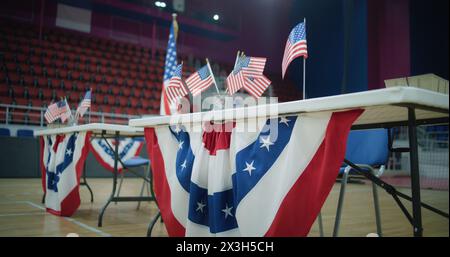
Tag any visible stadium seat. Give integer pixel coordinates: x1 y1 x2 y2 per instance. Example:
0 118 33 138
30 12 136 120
0 128 11 137
17 129 34 138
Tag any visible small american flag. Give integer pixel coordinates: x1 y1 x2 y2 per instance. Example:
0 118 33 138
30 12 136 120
282 21 308 79
185 65 213 96
44 102 61 124
76 90 91 119
59 99 72 123
226 69 245 95
166 64 188 105
238 56 267 79
244 75 271 98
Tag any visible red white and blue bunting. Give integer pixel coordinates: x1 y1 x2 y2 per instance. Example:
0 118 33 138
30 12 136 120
90 138 144 173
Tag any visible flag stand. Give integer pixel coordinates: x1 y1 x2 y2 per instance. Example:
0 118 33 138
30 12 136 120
303 18 306 100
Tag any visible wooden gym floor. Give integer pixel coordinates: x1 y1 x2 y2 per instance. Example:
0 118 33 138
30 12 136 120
0 178 448 237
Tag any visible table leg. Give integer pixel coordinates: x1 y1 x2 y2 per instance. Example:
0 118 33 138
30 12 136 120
81 163 94 203
147 211 161 237
98 131 120 227
408 107 423 237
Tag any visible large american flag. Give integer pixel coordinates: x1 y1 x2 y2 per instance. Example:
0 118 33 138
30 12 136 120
75 90 91 119
166 64 189 105
282 21 308 79
185 65 213 96
160 18 179 115
44 102 61 124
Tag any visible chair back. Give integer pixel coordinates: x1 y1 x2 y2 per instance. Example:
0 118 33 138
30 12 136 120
17 129 34 138
0 128 10 137
345 129 389 166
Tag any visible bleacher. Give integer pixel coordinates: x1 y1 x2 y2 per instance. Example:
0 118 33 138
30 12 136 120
0 19 199 125
0 19 300 126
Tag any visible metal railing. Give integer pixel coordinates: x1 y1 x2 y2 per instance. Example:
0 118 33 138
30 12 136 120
0 104 140 127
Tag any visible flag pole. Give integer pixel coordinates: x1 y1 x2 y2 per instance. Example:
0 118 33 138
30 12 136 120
233 50 240 69
206 58 221 95
303 17 306 100
88 87 92 123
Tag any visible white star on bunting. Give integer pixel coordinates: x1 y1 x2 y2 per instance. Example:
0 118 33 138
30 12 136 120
260 136 274 151
279 116 291 126
221 204 233 219
243 161 256 176
181 160 187 170
196 201 206 213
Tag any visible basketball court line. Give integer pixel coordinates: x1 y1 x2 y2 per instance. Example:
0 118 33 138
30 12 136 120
0 201 112 237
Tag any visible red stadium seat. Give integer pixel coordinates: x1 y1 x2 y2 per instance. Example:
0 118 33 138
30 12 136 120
23 75 34 86
15 98 29 107
105 75 114 84
102 105 112 114
47 68 56 78
13 86 25 98
133 88 142 97
0 85 8 97
0 96 13 105
31 99 44 108
118 96 128 107
41 88 52 100
28 87 39 99
111 86 120 96
143 89 152 99
130 97 139 108
122 88 131 97
99 84 109 94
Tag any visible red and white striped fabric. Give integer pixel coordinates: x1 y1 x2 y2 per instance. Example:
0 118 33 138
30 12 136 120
44 102 60 123
243 75 272 98
59 99 72 123
144 109 363 236
185 65 213 96
40 132 91 216
166 64 188 105
226 71 245 96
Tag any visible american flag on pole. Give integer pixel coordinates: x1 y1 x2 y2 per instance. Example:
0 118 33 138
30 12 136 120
166 64 189 105
75 90 91 119
282 21 308 79
238 56 267 79
160 15 179 115
226 55 271 97
44 102 61 124
59 99 72 123
226 69 245 96
243 75 272 98
185 65 213 96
